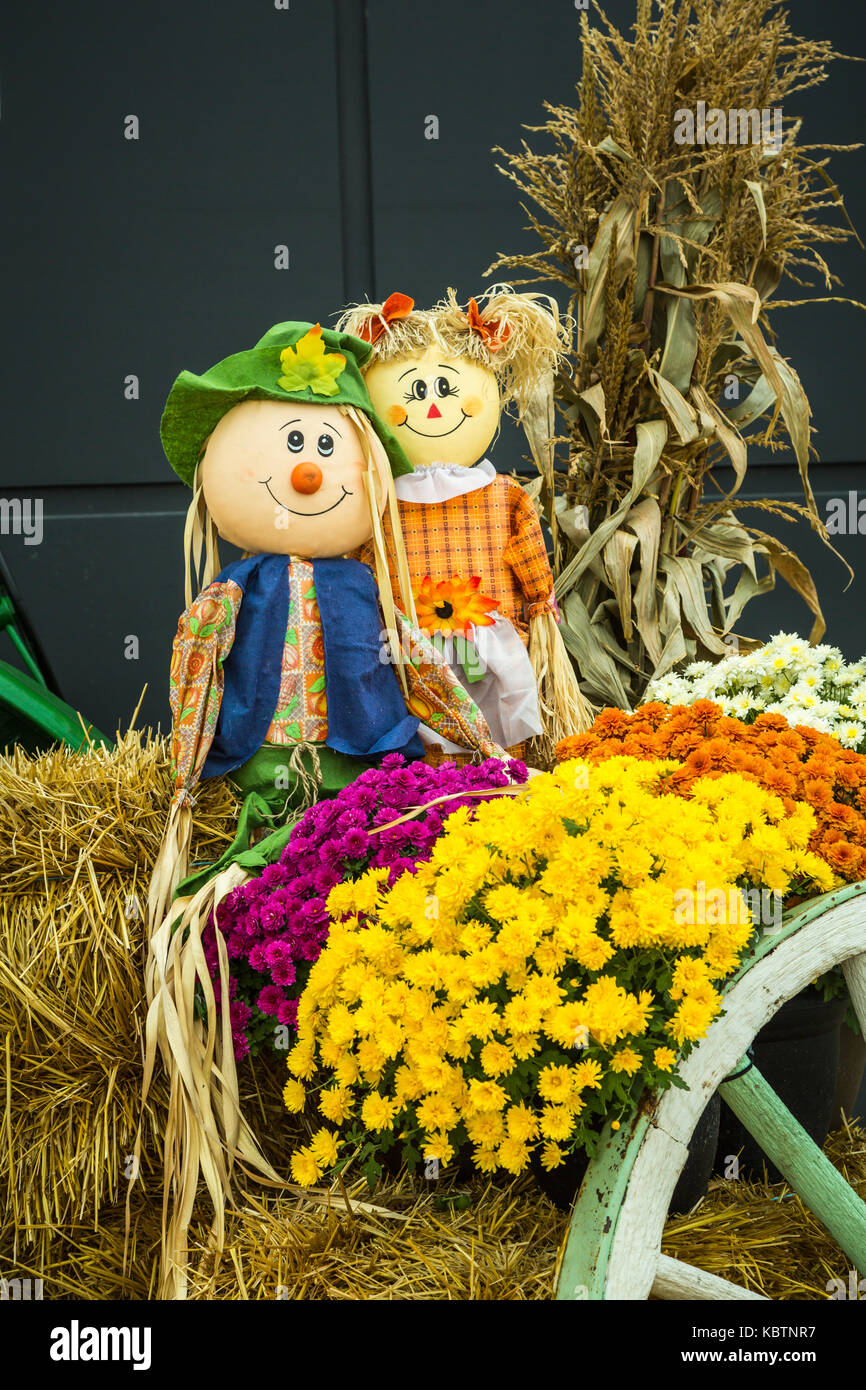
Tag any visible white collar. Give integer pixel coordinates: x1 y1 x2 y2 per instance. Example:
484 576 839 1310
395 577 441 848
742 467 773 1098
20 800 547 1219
394 457 497 505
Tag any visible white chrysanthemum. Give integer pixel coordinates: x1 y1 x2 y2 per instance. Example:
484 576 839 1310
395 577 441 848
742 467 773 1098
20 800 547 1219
766 652 790 674
779 692 834 717
836 722 866 750
788 678 827 704
729 693 756 716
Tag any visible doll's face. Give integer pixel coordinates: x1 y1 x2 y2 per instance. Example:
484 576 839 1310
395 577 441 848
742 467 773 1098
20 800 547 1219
364 345 500 467
200 399 388 558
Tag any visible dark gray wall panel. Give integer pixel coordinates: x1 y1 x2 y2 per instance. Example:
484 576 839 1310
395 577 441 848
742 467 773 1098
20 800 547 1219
1 0 343 489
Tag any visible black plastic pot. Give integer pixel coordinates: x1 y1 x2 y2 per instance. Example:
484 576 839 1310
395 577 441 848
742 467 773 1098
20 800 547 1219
715 984 847 1184
531 1092 721 1214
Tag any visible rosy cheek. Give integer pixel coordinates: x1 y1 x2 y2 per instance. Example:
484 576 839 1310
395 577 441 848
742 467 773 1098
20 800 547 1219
386 404 408 426
462 396 483 418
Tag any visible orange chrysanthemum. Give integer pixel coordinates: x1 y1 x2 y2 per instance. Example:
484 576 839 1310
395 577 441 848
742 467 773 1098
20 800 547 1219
556 700 866 883
414 574 498 637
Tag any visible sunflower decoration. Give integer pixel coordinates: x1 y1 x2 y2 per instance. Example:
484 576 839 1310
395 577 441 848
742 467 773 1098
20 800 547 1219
414 574 498 638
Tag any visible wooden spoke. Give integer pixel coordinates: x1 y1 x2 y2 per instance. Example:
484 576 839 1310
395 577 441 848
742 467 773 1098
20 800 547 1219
652 1254 768 1301
719 1059 866 1277
842 950 866 1039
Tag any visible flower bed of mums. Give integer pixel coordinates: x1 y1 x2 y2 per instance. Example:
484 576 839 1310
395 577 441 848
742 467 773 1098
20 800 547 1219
282 756 833 1187
556 701 866 883
644 633 866 752
204 754 528 1058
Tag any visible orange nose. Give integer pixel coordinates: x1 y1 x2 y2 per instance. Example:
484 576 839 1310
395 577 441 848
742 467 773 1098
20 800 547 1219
291 462 323 495
427 403 442 419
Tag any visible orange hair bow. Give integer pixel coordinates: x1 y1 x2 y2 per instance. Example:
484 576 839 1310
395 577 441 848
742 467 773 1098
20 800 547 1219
357 291 415 344
464 297 511 352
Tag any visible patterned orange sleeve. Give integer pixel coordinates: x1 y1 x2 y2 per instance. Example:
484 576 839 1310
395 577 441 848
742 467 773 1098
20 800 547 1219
169 580 242 808
503 483 557 620
395 612 505 761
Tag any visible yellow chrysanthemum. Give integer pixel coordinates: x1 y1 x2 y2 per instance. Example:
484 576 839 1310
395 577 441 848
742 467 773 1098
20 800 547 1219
282 1078 306 1113
610 1046 642 1076
539 1141 567 1171
540 1105 574 1141
416 1093 458 1131
654 1047 677 1071
290 1147 321 1186
497 1135 531 1174
473 1144 500 1174
467 1078 508 1113
309 1128 339 1168
479 1040 515 1077
318 1085 355 1124
573 1058 603 1091
465 1111 505 1146
361 1092 398 1131
505 1103 539 1142
537 1064 575 1104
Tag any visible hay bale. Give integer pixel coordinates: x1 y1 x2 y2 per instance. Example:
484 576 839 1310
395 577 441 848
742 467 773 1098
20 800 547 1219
662 1121 866 1300
187 1174 565 1300
0 731 239 1266
185 1123 866 1300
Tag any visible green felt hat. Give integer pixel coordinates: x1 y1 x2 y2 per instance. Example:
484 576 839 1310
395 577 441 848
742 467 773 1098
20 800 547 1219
161 321 413 486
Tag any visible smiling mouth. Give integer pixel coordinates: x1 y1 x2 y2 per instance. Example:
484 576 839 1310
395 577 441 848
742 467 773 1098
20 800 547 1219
400 412 469 439
261 480 353 516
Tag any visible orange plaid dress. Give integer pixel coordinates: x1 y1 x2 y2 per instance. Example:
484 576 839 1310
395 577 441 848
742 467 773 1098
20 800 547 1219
363 472 555 643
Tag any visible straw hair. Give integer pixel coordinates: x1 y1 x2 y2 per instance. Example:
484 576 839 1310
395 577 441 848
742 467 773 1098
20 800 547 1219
337 284 571 421
183 457 222 609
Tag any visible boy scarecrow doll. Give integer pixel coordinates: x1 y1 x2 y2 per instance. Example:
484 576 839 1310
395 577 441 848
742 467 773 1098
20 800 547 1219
143 321 503 1297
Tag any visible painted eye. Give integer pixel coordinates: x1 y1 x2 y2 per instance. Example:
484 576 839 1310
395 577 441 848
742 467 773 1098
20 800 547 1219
410 379 428 401
317 433 335 457
286 429 304 453
433 376 454 398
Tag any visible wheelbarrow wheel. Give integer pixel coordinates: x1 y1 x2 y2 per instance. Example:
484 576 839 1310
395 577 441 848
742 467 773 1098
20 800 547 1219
555 881 866 1300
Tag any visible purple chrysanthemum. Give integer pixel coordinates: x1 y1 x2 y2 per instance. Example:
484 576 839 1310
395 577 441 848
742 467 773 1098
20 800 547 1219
203 754 528 1058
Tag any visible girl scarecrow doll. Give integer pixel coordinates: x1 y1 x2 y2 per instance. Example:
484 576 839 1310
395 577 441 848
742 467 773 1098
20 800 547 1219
337 286 593 764
142 320 503 1297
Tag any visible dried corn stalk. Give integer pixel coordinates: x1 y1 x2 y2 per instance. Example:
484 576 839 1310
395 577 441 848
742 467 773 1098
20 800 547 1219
489 0 864 707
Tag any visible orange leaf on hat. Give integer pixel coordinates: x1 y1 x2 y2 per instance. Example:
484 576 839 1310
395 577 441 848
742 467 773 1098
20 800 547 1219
464 297 511 352
357 291 415 344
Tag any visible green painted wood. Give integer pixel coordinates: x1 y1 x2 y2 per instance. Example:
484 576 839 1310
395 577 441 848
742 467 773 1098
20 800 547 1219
0 660 112 753
720 1057 866 1276
554 1111 651 1300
